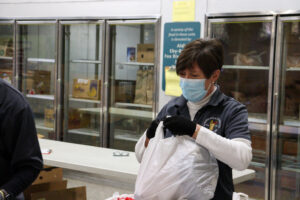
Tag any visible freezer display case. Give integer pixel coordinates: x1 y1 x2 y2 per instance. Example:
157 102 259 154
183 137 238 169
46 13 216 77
60 21 105 147
0 21 14 85
16 21 57 140
207 15 276 199
272 16 300 200
106 20 159 151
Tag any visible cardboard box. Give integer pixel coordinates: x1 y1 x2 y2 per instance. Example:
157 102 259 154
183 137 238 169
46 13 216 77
0 45 7 56
24 70 35 94
43 108 91 130
0 69 13 84
137 44 154 63
68 109 91 130
72 79 101 100
251 135 266 151
31 186 86 200
0 39 13 57
280 171 296 190
115 80 136 103
283 140 298 156
33 167 63 185
24 70 50 95
44 108 55 128
24 180 67 200
34 70 51 94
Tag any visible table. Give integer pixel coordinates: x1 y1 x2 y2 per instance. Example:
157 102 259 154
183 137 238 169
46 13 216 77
39 139 255 184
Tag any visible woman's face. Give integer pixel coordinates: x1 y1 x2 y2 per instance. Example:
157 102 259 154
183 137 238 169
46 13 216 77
178 62 220 91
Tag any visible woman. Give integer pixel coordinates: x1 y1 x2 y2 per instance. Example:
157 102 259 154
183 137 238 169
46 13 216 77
135 38 252 200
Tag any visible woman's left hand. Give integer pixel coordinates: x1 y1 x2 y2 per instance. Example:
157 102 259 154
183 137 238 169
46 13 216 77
163 116 198 137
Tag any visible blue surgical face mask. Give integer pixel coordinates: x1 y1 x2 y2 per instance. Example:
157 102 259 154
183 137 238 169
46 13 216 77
180 78 208 102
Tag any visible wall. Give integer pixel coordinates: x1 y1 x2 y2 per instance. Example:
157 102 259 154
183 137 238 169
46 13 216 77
158 0 207 110
0 0 161 18
207 0 300 13
1 0 300 111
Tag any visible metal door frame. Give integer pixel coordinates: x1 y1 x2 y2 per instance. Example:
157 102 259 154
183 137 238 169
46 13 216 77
58 20 105 146
271 14 300 200
0 20 15 87
15 20 58 138
104 18 161 148
205 14 277 200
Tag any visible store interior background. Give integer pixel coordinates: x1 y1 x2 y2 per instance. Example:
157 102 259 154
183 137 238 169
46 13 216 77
1 0 300 200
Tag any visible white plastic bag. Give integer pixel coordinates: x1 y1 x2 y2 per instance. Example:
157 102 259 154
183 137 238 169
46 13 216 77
134 122 219 200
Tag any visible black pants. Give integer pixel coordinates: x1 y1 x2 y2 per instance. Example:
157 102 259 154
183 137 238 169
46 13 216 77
15 193 24 200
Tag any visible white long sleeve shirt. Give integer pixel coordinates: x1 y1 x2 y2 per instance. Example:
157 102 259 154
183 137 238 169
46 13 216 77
136 86 252 171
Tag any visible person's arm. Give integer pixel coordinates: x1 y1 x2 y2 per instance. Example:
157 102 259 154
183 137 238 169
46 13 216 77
193 104 252 170
1 105 43 197
164 104 252 171
193 126 252 170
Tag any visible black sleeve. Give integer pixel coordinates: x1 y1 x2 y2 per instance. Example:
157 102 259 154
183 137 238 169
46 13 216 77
2 105 43 196
224 104 251 141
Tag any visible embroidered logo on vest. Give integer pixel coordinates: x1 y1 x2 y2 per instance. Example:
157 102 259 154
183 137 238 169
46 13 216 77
203 117 221 132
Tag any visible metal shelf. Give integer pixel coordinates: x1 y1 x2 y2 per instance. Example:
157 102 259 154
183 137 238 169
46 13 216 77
282 166 300 173
35 118 54 132
249 122 267 132
68 128 99 137
27 58 55 63
26 94 101 104
279 125 300 135
286 67 300 71
69 97 101 104
114 129 140 142
0 56 13 60
115 102 152 109
283 119 300 127
250 161 266 168
117 61 154 66
110 107 153 119
223 65 269 70
248 115 267 124
78 107 102 114
26 94 54 100
71 59 102 64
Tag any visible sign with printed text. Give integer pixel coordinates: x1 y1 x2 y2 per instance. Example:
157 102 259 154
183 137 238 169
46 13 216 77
162 22 201 91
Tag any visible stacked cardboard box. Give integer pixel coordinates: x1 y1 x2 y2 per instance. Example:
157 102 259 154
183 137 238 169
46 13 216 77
137 44 154 63
25 166 86 200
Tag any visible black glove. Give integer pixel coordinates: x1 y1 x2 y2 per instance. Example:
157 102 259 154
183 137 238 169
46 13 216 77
163 116 196 137
146 119 160 139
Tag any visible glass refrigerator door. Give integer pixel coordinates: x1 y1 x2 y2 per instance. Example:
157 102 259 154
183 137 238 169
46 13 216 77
0 22 14 85
208 17 275 199
273 18 300 200
107 21 158 151
17 22 57 140
61 21 104 147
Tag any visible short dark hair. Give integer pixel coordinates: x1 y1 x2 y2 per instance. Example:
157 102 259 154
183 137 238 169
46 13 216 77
176 38 224 78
